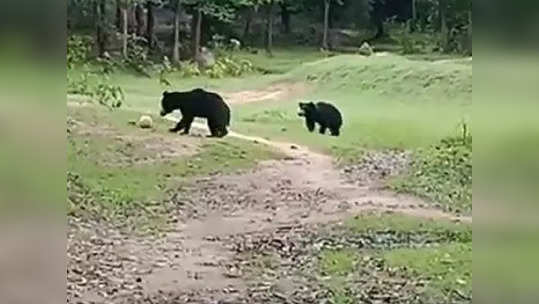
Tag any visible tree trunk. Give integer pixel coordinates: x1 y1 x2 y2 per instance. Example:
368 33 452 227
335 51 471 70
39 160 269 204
280 3 291 34
409 0 417 32
467 9 472 54
243 7 253 41
173 0 182 64
192 9 202 59
265 1 274 56
116 0 122 31
439 0 448 51
146 1 155 49
135 3 145 36
122 4 128 58
95 0 107 57
322 0 330 50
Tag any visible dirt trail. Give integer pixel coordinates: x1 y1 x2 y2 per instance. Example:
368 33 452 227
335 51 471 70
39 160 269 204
221 82 309 105
120 115 470 302
68 94 471 303
168 116 470 224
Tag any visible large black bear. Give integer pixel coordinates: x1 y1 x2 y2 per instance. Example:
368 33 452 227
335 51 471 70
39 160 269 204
298 101 343 136
160 88 230 137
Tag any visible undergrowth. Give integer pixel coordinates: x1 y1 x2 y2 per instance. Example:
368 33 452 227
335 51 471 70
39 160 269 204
391 131 472 214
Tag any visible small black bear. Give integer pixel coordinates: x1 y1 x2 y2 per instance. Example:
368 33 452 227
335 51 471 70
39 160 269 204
298 101 343 136
160 88 231 137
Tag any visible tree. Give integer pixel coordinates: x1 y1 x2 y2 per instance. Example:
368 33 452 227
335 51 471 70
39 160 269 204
265 0 275 55
134 3 145 36
243 6 255 41
118 0 129 58
184 0 238 58
279 2 290 34
146 0 156 49
94 0 108 57
439 0 448 51
409 0 417 32
322 0 330 49
193 6 202 58
322 0 343 50
173 0 182 64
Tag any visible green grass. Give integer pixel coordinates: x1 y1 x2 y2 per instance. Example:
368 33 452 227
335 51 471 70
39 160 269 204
227 47 327 74
234 53 471 158
345 213 472 236
385 243 472 297
318 213 471 303
68 47 324 112
69 52 471 159
68 105 282 216
320 249 358 276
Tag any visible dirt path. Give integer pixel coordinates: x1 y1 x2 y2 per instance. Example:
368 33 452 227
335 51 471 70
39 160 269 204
221 82 309 105
68 95 471 304
112 116 468 301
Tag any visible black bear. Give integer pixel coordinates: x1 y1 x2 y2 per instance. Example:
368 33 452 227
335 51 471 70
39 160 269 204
298 101 343 136
160 88 230 137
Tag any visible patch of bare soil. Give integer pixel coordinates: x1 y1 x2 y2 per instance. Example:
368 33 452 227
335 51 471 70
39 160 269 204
341 149 412 188
223 82 309 105
68 110 471 303
68 115 199 167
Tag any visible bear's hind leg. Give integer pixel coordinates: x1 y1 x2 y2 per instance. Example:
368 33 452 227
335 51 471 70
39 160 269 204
180 116 194 135
330 127 340 136
213 126 228 138
206 120 219 137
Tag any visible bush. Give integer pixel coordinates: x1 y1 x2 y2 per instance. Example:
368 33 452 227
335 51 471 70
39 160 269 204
205 56 254 79
125 35 152 76
67 70 124 109
68 73 93 96
392 128 472 214
67 35 93 69
94 82 124 109
178 61 201 78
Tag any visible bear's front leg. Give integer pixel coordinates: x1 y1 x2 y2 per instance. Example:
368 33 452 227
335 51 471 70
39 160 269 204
319 124 327 135
169 119 186 133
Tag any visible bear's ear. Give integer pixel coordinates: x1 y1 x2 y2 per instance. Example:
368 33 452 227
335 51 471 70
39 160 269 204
163 91 169 97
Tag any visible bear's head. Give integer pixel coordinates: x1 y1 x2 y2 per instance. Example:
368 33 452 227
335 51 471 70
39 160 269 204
298 102 317 132
298 102 316 117
160 91 174 116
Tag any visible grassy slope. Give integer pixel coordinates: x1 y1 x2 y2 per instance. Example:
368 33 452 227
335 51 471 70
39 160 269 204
69 50 471 156
234 54 472 156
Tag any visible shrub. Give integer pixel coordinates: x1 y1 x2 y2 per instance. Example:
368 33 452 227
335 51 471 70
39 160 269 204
392 128 472 214
178 61 201 78
68 73 93 96
67 35 93 69
205 56 254 79
68 70 124 109
94 82 124 109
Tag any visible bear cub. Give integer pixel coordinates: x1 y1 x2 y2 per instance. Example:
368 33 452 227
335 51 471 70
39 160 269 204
298 101 343 136
160 88 231 138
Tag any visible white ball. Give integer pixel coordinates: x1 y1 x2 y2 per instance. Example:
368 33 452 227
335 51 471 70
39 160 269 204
137 115 153 129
